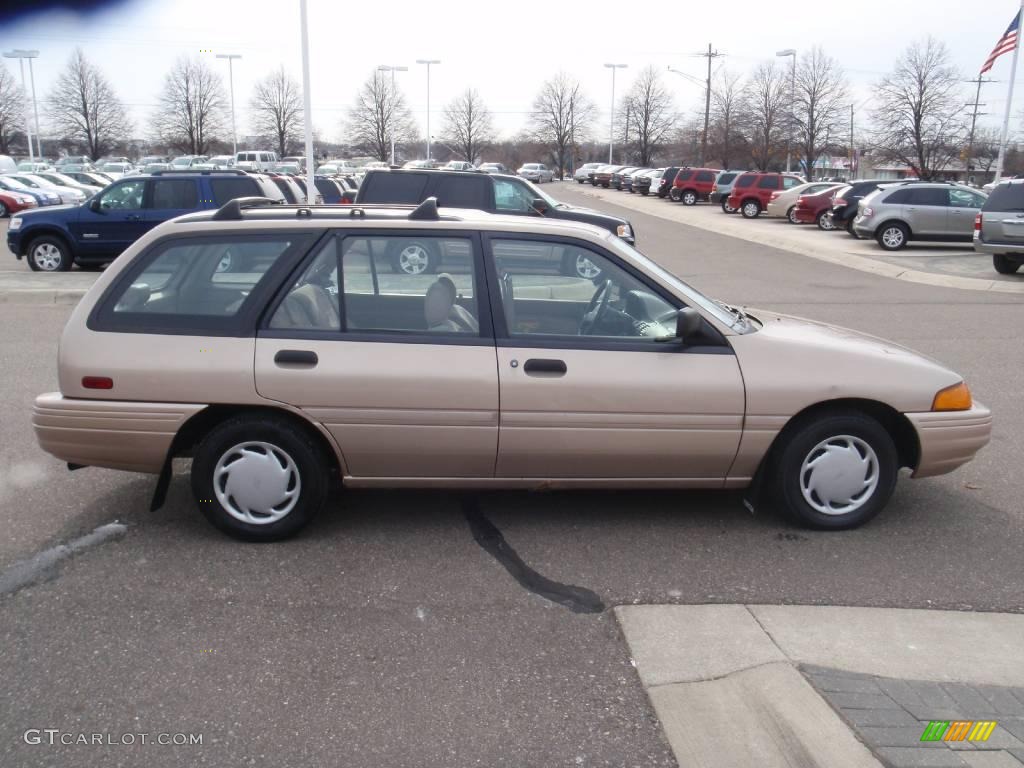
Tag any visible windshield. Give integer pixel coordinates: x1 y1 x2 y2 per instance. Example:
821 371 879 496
605 235 748 331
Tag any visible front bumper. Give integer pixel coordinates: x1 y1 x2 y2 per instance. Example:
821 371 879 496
33 393 206 474
7 231 24 257
905 402 992 479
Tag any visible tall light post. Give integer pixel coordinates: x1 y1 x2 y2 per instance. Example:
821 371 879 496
3 49 39 163
776 49 797 173
668 66 712 164
297 1 314 203
377 65 408 165
216 53 242 156
415 59 440 162
604 63 627 164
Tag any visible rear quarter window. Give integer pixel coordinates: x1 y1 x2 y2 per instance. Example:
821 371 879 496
696 171 715 182
359 172 430 204
433 176 489 208
735 174 756 188
210 177 261 205
676 170 694 182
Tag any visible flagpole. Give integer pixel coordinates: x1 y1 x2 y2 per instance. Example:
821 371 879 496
994 0 1024 183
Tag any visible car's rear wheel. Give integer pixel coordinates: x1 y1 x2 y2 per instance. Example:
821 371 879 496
877 222 909 251
681 190 698 206
775 410 898 530
993 253 1021 274
741 200 761 218
577 179 585 184
0 201 8 217
845 217 858 237
191 414 330 542
721 199 737 214
669 188 681 202
27 236 72 272
390 240 439 275
816 210 836 231
787 206 799 224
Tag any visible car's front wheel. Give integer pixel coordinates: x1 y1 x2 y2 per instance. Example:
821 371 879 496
877 222 909 251
993 253 1021 274
681 190 698 206
775 410 898 530
27 236 73 272
741 200 761 218
191 414 330 542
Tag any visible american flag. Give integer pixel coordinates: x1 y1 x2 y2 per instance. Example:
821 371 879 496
982 10 1021 74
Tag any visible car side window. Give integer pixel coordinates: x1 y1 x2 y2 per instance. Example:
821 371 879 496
210 177 261 205
948 189 984 209
757 176 779 189
493 178 536 212
696 171 715 182
907 188 948 207
151 179 199 209
269 238 340 331
434 176 489 208
782 177 801 189
884 188 913 204
99 180 146 210
489 239 678 341
339 236 479 335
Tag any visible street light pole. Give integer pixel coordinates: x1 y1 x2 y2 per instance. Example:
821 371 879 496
378 65 408 165
3 50 37 163
216 54 242 156
604 63 627 164
776 49 796 174
416 59 440 162
297 1 314 203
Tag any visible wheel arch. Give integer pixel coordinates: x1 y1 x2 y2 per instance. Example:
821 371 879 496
754 397 921 481
23 226 74 257
875 218 913 238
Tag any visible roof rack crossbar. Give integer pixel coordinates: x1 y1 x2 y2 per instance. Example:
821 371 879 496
211 196 278 221
151 169 248 176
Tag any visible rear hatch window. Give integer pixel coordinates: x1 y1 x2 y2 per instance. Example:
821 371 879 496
983 183 1024 211
717 173 737 184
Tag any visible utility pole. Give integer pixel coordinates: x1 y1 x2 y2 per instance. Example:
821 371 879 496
849 104 854 181
216 54 242 156
697 44 723 167
604 63 627 164
964 75 993 183
624 104 631 163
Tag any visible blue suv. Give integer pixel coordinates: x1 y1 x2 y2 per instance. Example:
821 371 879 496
7 170 284 271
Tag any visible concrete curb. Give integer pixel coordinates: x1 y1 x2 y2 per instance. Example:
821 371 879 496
0 288 87 305
572 186 1024 295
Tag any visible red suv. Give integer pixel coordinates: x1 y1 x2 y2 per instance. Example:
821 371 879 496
726 172 805 218
670 167 719 205
792 186 840 230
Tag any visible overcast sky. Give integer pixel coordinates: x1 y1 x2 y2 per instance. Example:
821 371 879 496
1 0 1022 148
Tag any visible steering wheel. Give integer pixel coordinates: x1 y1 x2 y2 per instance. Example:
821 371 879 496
579 280 612 335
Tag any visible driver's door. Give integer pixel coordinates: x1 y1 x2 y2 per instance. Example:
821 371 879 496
69 178 150 258
485 235 745 481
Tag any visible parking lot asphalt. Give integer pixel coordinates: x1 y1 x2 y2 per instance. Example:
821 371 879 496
1 188 1023 766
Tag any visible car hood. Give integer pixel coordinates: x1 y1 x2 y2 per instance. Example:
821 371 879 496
13 202 79 217
556 202 627 225
730 309 963 414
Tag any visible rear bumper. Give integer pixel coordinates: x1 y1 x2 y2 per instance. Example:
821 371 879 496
32 393 206 474
973 236 1024 256
793 208 817 223
905 403 992 479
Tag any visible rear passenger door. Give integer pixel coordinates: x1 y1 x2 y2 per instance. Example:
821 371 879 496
946 188 985 237
147 178 199 229
255 231 499 479
904 188 948 236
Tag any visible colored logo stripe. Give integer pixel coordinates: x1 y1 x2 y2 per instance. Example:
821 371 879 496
921 721 949 741
969 721 997 742
945 721 972 741
920 720 997 742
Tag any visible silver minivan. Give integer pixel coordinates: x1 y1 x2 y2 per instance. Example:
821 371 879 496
853 182 987 251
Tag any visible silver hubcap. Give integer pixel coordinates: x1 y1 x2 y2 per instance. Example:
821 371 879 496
213 441 301 525
819 213 835 230
33 243 63 271
882 228 904 248
799 435 879 516
788 208 798 223
744 202 759 217
575 255 602 279
684 193 696 204
398 244 430 274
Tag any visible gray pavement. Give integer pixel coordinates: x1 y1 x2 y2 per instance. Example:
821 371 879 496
1 187 1022 766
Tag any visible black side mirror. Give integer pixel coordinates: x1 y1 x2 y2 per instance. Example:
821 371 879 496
657 307 703 343
531 197 550 214
89 198 101 212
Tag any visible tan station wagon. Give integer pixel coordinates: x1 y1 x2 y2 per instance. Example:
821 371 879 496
33 197 992 541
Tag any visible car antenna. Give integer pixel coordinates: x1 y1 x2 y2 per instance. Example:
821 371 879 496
408 196 440 221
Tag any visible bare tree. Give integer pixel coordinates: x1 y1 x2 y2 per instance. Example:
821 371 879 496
441 88 494 164
870 37 966 180
0 63 24 155
744 62 788 171
793 47 847 180
250 65 303 157
45 48 131 160
345 69 416 162
616 66 676 167
530 72 594 179
153 56 228 155
708 69 748 170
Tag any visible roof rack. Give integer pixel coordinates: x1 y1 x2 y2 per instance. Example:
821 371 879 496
151 169 248 176
208 196 452 223
211 196 280 220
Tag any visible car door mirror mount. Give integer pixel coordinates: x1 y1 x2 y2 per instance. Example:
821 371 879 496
656 307 703 344
89 198 102 212
532 197 550 214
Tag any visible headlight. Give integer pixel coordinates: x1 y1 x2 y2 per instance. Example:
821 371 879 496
932 381 972 411
616 223 633 238
9 216 22 231
20 195 33 203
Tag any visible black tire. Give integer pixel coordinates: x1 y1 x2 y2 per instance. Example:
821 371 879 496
816 210 836 231
740 199 761 218
389 239 440 275
77 262 107 271
577 179 585 184
640 190 649 196
774 409 898 530
0 201 8 218
786 206 799 224
669 188 681 202
845 217 858 237
993 254 1021 274
681 190 698 206
26 235 73 272
721 198 737 214
191 414 330 542
876 222 909 251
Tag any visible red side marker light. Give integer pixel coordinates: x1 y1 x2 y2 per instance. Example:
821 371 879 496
82 376 113 389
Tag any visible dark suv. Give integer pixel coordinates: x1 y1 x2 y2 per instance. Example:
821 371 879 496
7 170 284 271
354 169 636 274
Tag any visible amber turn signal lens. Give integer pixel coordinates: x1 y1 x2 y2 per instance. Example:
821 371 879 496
931 381 972 411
